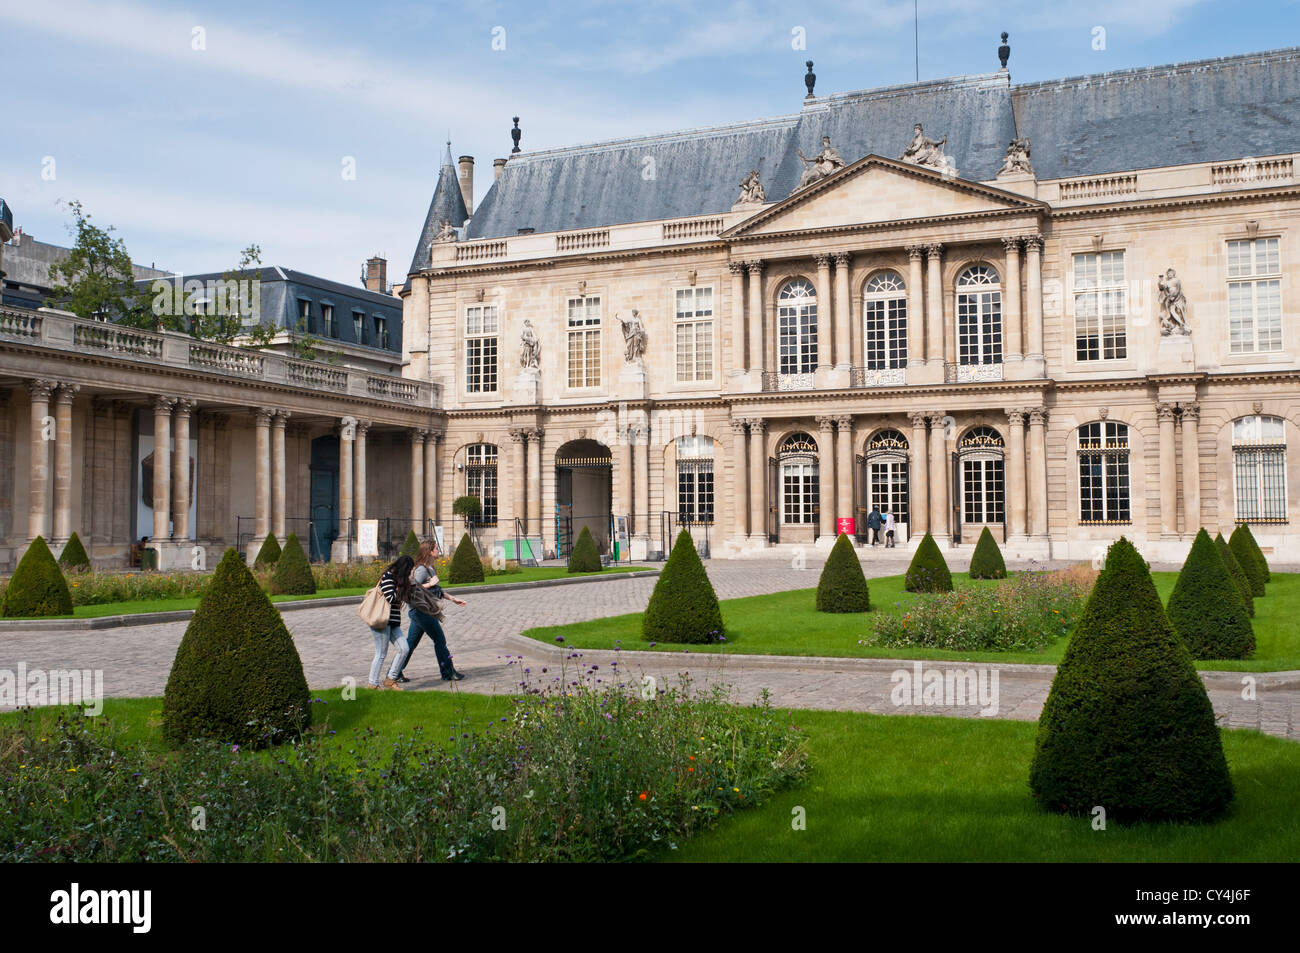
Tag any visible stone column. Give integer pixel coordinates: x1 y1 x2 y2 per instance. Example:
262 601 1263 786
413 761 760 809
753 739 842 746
1027 407 1049 537
835 415 853 534
816 416 836 539
27 380 54 541
731 418 749 538
337 416 355 551
729 262 747 372
353 420 368 529
173 399 194 542
833 253 852 370
154 397 176 541
527 428 543 535
508 428 530 535
906 245 926 371
746 260 764 374
616 427 633 520
747 419 766 540
1002 237 1023 364
909 412 929 537
928 411 949 540
815 255 833 371
424 430 441 528
411 429 427 533
1024 236 1044 367
634 424 650 541
251 408 272 540
1158 402 1177 536
1004 408 1027 538
1180 403 1201 535
925 244 944 370
53 383 79 543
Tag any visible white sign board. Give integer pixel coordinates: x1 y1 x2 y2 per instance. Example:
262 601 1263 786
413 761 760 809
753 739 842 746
357 519 379 558
433 524 446 554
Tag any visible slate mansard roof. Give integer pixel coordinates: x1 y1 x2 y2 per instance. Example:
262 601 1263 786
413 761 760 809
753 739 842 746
410 45 1300 268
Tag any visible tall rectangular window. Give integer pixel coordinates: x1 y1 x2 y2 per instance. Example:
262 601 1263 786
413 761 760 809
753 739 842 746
567 295 602 387
297 298 312 332
1233 415 1287 522
676 436 715 525
465 305 499 393
1227 238 1282 353
353 310 365 344
374 316 390 349
1074 251 1127 361
322 304 337 337
1078 421 1131 524
465 444 498 526
674 287 714 382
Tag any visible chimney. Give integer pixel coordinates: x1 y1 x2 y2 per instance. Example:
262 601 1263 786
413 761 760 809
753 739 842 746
364 256 387 293
493 158 507 181
457 156 474 214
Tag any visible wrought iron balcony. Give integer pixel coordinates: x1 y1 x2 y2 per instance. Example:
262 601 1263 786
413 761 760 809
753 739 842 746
761 371 816 392
945 361 1004 383
852 365 907 387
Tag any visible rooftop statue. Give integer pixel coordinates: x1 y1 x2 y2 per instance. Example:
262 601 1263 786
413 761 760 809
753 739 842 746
736 169 766 206
794 136 845 192
900 124 949 172
433 220 457 243
997 137 1034 177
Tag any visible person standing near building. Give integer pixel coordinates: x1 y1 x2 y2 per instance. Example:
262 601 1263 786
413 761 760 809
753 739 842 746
867 506 883 546
883 508 897 548
397 539 467 682
369 555 414 690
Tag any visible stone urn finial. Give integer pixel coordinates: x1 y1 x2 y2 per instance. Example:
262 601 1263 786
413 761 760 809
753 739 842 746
998 32 1010 69
804 61 816 99
511 117 521 154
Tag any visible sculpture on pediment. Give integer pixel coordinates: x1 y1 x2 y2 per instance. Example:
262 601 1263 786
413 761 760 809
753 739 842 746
519 319 541 368
794 136 845 191
433 220 456 243
900 124 949 172
1157 269 1190 335
736 169 766 206
997 137 1034 177
619 310 647 363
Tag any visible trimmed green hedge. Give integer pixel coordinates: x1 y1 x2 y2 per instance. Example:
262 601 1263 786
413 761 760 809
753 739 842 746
253 533 281 568
448 533 485 584
816 533 870 613
1029 537 1233 824
270 533 315 595
59 532 91 572
1214 532 1254 617
1229 525 1266 597
567 526 603 573
642 529 724 644
2 537 73 618
1167 529 1254 659
163 548 311 748
400 530 421 560
1231 523 1269 588
904 533 953 592
967 527 1007 580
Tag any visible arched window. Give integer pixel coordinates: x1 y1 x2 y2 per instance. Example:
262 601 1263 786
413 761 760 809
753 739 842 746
465 443 499 526
956 265 1002 366
863 271 907 370
1233 415 1287 523
958 426 1004 525
676 435 715 526
778 279 818 376
864 429 910 529
1078 422 1130 524
779 431 819 525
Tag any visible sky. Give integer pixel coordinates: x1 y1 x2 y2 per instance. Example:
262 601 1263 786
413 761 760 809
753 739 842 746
2 0 1297 286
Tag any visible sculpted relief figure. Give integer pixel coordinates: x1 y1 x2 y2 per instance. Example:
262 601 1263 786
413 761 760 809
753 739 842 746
997 138 1034 177
794 136 845 191
519 319 541 368
736 169 766 205
619 310 648 363
1157 269 1191 335
433 220 456 243
900 123 949 171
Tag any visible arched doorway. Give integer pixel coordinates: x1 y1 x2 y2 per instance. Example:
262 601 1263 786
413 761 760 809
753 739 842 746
955 426 1005 542
772 431 820 543
308 434 339 561
555 439 612 557
858 429 910 544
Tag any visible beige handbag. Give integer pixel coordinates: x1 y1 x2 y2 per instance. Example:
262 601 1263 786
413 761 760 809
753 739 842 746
357 583 390 629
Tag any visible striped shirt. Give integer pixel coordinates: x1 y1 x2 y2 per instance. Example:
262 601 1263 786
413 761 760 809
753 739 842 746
377 568 404 629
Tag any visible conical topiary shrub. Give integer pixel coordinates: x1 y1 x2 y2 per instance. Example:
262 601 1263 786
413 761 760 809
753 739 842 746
2 536 73 618
904 532 953 592
163 548 311 748
567 525 603 573
816 533 870 613
1231 523 1269 586
1167 529 1254 660
448 532 485 584
642 529 724 644
253 533 281 567
967 527 1007 579
1229 525 1266 597
1215 533 1254 617
270 533 315 595
58 531 91 572
1029 537 1233 824
400 529 420 560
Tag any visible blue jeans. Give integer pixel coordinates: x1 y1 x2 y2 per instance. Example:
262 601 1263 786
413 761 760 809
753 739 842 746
368 624 408 685
403 608 453 677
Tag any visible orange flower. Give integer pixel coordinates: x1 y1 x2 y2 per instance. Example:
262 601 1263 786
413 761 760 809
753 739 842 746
638 791 648 801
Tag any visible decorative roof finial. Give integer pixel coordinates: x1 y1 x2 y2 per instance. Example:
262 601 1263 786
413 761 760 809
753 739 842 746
804 61 816 99
998 32 1010 69
511 117 521 154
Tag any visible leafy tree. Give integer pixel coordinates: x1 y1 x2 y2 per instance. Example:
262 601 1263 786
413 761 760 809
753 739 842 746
46 200 155 327
1 537 73 617
816 533 870 612
1166 529 1254 659
642 529 724 644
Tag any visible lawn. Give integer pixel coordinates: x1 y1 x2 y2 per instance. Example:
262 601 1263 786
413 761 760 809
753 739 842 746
6 691 1296 862
522 571 1300 671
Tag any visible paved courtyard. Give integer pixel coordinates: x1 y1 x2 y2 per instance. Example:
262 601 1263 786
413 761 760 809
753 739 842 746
2 552 1297 742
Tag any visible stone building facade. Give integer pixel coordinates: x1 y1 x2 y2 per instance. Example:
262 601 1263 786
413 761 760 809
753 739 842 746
402 47 1300 563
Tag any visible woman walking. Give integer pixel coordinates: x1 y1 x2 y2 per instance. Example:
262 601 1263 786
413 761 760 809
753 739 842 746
397 539 467 682
368 555 415 690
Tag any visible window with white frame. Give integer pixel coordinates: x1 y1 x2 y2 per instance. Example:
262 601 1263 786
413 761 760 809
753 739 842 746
675 435 715 525
674 287 714 382
375 316 390 349
1227 238 1282 353
297 298 311 332
1233 415 1287 523
1073 251 1127 361
465 443 499 526
778 279 818 375
353 310 365 345
322 304 337 337
465 305 499 393
959 426 1005 524
567 295 602 387
1078 421 1131 524
779 432 819 524
863 272 907 370
956 265 1002 365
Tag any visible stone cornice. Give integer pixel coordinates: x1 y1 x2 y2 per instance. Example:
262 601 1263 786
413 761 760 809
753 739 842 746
1048 184 1300 221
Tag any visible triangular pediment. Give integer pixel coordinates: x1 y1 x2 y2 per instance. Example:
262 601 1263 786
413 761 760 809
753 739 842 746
723 155 1044 238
